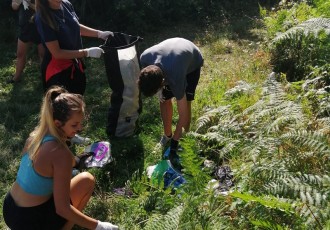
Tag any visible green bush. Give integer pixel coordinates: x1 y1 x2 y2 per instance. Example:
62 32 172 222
270 18 330 81
313 0 330 17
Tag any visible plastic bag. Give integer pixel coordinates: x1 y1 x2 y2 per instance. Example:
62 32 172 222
83 141 113 168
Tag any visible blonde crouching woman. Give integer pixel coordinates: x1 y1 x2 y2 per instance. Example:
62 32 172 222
2 86 118 230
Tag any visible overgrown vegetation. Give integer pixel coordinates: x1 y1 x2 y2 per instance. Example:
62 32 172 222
0 0 329 229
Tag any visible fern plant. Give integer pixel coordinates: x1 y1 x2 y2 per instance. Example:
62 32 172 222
270 18 330 81
191 72 330 229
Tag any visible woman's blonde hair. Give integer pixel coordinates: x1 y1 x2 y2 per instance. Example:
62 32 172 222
27 86 85 161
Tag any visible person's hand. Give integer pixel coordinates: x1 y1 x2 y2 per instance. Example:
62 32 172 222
163 139 182 171
97 31 114 40
74 152 93 171
163 147 182 171
85 47 104 58
12 0 22 5
12 0 22 10
156 88 165 103
22 0 29 10
95 221 119 230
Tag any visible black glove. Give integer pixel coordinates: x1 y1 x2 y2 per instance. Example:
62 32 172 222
164 139 182 171
74 152 93 171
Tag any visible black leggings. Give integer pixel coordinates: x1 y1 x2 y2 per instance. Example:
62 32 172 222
3 192 67 230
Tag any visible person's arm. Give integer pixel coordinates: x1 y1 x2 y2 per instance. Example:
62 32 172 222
80 24 113 40
12 0 22 10
52 147 98 229
45 40 87 59
79 24 99 38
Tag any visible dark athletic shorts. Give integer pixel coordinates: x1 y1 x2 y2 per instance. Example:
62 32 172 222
42 56 86 95
19 21 41 44
3 192 67 230
162 67 201 101
17 5 41 44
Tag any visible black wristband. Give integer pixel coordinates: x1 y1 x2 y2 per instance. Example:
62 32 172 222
170 139 179 150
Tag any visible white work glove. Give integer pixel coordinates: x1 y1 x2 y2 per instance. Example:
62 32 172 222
156 88 165 103
22 0 29 10
97 31 114 40
95 220 119 230
85 47 104 58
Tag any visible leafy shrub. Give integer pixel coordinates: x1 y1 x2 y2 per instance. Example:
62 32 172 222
313 0 330 17
270 18 330 81
261 1 317 39
192 73 330 229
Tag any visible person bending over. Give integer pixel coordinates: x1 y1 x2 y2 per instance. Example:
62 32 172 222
2 86 118 230
138 37 203 165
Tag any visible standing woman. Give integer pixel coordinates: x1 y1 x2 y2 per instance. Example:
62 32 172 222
8 0 45 83
35 0 113 95
2 86 118 230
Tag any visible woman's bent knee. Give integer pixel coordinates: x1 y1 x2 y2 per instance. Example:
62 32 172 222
77 172 95 188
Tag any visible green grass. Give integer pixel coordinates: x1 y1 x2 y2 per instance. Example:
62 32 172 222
0 9 274 230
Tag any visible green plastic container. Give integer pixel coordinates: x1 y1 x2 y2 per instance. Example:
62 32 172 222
151 160 170 185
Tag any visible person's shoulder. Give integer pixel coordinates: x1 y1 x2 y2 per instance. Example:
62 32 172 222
39 139 65 154
40 141 72 162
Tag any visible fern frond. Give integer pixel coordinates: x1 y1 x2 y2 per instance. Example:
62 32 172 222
266 111 304 134
280 130 330 157
217 139 241 159
316 117 330 134
195 106 232 133
144 205 184 230
224 80 255 99
262 72 287 99
243 73 286 117
230 191 294 213
242 73 307 134
250 219 289 230
274 18 330 42
242 137 279 162
251 163 329 207
285 179 326 207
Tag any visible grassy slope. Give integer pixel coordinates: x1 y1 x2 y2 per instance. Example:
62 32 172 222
0 2 273 229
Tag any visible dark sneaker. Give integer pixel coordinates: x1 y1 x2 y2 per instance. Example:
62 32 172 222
153 135 171 153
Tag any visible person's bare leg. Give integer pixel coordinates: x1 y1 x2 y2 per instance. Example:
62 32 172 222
160 99 173 137
37 43 45 63
185 101 192 132
61 172 95 230
13 39 30 82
